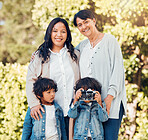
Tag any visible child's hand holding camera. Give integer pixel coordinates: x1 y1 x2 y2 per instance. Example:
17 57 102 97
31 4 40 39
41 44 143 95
73 88 83 104
94 91 103 107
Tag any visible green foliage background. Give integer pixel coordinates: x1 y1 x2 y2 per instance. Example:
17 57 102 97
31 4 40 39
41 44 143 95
0 63 147 139
0 0 148 139
0 63 28 139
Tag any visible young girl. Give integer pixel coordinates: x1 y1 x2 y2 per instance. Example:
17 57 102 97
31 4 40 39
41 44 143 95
22 78 67 140
68 77 108 140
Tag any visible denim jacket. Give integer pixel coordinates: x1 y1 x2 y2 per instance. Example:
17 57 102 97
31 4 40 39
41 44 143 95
68 101 108 140
22 101 67 140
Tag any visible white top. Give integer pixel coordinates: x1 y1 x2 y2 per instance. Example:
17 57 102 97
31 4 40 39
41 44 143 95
77 33 127 119
45 105 58 140
50 46 74 116
80 41 102 78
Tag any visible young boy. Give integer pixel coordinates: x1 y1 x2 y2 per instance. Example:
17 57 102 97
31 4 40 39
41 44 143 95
68 77 108 140
22 78 67 140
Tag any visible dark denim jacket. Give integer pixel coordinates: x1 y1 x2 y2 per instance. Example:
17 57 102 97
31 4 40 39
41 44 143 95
68 101 108 140
22 101 67 140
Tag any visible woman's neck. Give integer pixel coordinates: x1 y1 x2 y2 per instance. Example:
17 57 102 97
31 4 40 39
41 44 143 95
51 45 64 53
88 31 104 48
88 30 100 42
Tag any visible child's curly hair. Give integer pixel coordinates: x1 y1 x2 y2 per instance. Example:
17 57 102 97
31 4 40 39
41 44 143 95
33 77 58 98
74 77 102 94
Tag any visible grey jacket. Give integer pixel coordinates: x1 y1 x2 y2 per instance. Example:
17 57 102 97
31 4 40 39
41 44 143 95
76 33 127 119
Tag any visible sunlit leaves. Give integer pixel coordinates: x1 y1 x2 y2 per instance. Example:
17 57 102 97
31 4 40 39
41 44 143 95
32 0 89 30
119 83 148 140
0 0 43 64
0 62 28 139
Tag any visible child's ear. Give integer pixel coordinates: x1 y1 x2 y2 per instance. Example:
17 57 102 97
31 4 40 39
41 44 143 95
37 95 41 99
93 18 96 24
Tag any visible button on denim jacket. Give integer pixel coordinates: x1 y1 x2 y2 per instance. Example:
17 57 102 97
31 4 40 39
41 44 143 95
22 101 67 140
68 101 108 140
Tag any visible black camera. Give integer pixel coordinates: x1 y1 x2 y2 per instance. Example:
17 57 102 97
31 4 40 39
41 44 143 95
79 89 96 101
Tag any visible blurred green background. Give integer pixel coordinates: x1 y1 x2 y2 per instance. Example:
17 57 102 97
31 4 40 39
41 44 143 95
0 0 148 139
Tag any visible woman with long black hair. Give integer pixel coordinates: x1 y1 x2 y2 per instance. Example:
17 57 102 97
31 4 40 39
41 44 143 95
26 17 80 139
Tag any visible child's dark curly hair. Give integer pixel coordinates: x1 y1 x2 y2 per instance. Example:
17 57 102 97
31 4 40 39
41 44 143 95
74 77 102 94
33 77 58 98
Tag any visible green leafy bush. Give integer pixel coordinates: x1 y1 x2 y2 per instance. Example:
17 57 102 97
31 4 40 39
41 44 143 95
119 84 148 140
0 62 148 140
0 62 28 139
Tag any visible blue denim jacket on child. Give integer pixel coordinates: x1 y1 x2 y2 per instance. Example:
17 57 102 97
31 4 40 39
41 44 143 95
22 101 67 140
68 101 108 140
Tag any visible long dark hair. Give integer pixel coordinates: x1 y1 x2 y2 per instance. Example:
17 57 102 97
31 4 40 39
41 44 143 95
37 17 77 63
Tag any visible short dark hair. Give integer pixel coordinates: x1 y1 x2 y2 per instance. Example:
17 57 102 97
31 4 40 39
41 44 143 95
74 77 102 94
33 78 58 98
73 10 95 26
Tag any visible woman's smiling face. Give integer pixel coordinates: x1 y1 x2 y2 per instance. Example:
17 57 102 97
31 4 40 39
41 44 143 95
76 17 96 38
51 22 67 49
